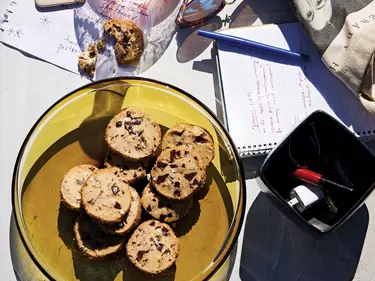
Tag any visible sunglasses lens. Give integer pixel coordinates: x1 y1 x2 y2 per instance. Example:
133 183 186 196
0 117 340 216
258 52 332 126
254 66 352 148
182 0 223 22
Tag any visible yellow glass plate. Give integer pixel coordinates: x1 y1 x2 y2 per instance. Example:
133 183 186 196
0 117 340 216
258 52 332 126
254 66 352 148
12 78 246 281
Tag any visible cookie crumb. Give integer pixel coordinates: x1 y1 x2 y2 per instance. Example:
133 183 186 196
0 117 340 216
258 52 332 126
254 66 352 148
97 39 106 51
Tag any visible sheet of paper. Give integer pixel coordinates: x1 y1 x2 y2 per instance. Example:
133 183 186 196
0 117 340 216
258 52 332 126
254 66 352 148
217 23 375 153
0 0 177 79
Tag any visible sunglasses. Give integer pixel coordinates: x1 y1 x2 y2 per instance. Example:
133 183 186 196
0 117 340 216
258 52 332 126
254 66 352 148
175 0 235 28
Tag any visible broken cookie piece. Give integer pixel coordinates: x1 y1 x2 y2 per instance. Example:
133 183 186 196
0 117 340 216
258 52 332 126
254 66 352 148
103 19 144 66
78 44 98 77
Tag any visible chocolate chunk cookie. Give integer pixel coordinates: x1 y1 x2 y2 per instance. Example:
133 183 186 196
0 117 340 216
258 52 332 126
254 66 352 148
81 168 132 224
74 214 125 259
126 220 180 275
99 187 142 235
105 107 162 162
150 148 206 200
60 164 97 211
103 19 144 65
141 183 192 223
104 150 146 184
162 123 215 167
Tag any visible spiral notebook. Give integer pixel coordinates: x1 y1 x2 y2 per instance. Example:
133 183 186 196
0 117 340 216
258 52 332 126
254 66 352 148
216 23 375 157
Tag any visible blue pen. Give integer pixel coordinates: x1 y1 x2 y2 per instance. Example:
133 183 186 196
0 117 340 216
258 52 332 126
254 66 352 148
197 29 309 62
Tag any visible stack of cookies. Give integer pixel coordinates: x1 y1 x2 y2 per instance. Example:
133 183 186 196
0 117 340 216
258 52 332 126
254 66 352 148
142 123 215 224
59 106 214 275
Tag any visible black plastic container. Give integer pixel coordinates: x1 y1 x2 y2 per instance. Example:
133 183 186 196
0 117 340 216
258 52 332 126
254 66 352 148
258 110 375 234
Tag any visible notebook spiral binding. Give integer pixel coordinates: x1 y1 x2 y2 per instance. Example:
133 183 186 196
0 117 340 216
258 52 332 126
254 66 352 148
238 130 375 158
238 142 277 158
0 1 16 32
355 130 375 143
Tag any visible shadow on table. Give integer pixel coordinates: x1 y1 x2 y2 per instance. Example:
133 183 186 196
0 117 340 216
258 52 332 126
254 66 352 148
240 155 265 180
154 0 181 26
35 1 84 12
239 192 369 281
229 0 296 28
176 16 223 64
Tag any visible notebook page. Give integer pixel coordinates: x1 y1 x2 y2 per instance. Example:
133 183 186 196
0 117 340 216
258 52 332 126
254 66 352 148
217 23 375 153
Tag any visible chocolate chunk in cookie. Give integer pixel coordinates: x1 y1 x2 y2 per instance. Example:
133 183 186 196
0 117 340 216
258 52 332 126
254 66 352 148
141 183 192 223
74 214 125 259
126 220 179 275
60 164 97 211
151 148 206 200
81 168 132 224
104 150 146 184
99 187 142 235
162 123 215 167
105 107 162 162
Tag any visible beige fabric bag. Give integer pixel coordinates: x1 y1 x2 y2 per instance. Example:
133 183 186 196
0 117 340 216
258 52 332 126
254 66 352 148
290 0 375 115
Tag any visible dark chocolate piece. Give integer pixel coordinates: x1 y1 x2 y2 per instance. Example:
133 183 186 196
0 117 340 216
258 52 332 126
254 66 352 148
159 214 166 221
155 175 168 184
184 172 197 181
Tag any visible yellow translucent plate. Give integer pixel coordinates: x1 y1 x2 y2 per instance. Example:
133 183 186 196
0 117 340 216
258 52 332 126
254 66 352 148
12 78 245 281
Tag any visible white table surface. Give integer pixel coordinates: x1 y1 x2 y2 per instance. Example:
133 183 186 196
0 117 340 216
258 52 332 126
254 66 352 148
1 0 375 280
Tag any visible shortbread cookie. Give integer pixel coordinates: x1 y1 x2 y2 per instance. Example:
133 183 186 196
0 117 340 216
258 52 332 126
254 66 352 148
78 44 98 77
151 148 206 200
104 150 146 184
141 184 192 223
74 214 125 259
81 168 132 224
126 220 180 275
99 187 142 235
60 164 97 211
105 107 162 162
103 19 144 65
162 123 215 167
